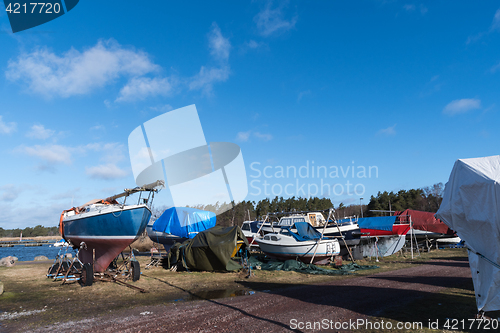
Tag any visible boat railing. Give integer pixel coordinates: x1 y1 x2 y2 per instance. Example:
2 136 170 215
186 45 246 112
109 180 165 209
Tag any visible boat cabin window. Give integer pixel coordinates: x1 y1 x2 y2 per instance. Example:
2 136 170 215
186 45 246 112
292 218 305 223
242 224 250 231
270 236 279 241
264 235 270 240
280 218 292 226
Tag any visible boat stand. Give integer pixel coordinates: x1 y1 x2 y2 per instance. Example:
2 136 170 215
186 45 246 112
47 243 88 285
145 247 166 269
94 248 147 293
47 243 145 291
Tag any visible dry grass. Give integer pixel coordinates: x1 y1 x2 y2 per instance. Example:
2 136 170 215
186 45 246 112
0 248 474 331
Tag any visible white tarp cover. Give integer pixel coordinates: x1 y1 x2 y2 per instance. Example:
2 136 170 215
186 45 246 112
436 155 500 312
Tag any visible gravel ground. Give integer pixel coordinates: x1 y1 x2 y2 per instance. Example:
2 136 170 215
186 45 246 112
4 258 472 333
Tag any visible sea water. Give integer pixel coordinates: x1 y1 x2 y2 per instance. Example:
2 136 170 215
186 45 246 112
0 242 77 261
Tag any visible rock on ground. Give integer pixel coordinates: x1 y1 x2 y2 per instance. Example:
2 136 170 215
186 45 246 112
0 256 16 267
34 256 49 261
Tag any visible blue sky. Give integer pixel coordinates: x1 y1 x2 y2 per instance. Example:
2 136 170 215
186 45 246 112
1 1 499 229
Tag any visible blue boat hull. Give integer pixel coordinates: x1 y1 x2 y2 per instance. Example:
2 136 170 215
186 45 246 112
63 205 151 272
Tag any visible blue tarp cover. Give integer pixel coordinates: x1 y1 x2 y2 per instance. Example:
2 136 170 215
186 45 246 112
152 207 216 238
284 222 324 241
356 216 396 231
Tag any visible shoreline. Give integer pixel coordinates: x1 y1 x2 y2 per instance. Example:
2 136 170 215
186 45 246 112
0 235 61 242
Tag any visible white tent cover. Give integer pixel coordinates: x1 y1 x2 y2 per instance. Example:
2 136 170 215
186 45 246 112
436 155 500 312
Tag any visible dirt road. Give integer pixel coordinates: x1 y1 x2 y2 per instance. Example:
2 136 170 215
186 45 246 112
22 258 471 332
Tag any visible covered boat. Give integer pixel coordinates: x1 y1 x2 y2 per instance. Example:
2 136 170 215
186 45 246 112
436 155 500 313
167 226 248 271
148 207 216 251
356 216 409 257
60 181 163 272
256 222 340 264
260 211 361 247
395 209 455 240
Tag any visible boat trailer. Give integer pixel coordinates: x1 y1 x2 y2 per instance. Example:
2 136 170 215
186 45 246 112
47 242 146 292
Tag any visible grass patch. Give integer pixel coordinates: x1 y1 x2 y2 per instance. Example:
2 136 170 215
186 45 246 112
0 248 473 331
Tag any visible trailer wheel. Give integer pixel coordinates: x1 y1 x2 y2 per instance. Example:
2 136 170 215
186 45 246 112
47 263 59 276
81 263 93 286
131 261 140 282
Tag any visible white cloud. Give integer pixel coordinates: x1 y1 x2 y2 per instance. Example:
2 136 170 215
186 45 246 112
81 142 126 164
378 124 397 136
236 130 273 142
240 40 267 54
149 104 173 113
0 201 69 229
491 62 500 73
116 76 174 102
189 65 230 94
18 144 72 164
443 98 481 115
254 132 273 141
246 40 264 49
491 8 500 31
467 9 500 44
85 164 129 180
236 131 251 142
190 24 231 94
90 124 105 131
254 1 297 36
403 4 427 15
0 184 23 202
6 39 159 98
15 142 126 170
298 90 311 101
208 23 231 62
26 124 54 140
0 115 17 134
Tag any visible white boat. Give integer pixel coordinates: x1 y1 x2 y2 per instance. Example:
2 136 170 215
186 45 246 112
436 236 462 244
359 235 407 258
241 220 262 248
52 239 69 247
256 222 340 264
259 211 361 247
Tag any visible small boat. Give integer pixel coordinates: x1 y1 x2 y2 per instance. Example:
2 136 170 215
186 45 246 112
260 211 362 247
355 216 410 258
60 181 163 272
396 209 456 241
241 220 262 248
148 207 216 252
256 222 340 264
52 239 69 247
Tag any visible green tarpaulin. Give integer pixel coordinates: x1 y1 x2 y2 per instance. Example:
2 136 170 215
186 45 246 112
167 226 249 271
248 256 379 275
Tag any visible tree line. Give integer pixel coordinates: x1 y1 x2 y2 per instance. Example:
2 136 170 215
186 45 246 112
365 182 444 216
190 196 335 227
0 225 59 238
1 183 445 235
